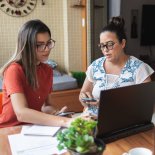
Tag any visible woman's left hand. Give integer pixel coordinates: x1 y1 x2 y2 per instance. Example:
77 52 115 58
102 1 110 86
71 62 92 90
41 103 68 115
54 106 68 115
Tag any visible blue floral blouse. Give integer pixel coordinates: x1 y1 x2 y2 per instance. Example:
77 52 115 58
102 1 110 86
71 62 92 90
86 56 154 115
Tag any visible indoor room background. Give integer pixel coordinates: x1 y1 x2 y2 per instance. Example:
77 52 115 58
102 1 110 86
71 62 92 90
0 0 83 73
0 0 155 73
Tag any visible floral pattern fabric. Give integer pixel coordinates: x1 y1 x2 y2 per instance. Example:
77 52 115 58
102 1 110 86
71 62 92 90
86 56 154 115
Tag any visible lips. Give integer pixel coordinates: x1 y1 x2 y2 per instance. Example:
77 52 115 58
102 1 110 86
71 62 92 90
42 54 49 57
105 54 112 58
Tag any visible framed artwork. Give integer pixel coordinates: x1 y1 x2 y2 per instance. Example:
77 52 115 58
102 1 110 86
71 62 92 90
131 9 138 38
0 0 37 17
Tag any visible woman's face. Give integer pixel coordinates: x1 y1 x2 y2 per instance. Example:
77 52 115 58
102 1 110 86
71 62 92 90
36 32 55 64
99 31 126 62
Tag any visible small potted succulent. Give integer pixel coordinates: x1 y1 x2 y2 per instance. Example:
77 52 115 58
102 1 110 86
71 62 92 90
57 118 105 155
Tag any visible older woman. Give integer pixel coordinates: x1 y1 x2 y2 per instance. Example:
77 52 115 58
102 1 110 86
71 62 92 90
79 16 154 117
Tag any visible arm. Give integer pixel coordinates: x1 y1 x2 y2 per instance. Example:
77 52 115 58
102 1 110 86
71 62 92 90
11 93 72 127
41 102 57 114
136 62 154 84
143 76 152 83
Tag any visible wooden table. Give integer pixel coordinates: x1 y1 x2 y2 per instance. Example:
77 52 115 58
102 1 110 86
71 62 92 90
0 126 154 155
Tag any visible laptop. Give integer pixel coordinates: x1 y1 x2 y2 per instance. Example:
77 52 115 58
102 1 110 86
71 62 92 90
96 82 155 143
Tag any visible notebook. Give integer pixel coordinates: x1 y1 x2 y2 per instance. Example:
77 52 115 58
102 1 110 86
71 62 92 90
96 82 155 143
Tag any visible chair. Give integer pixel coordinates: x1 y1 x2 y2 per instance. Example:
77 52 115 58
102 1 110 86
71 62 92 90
0 92 2 114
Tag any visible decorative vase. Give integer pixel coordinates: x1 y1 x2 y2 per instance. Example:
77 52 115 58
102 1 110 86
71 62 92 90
68 138 106 155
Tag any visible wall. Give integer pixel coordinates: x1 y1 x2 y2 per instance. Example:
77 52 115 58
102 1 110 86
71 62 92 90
109 0 121 19
87 0 107 64
121 0 155 60
0 0 83 72
66 0 82 72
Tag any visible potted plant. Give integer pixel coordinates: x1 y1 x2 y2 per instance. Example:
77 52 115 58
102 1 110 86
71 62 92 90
57 118 105 155
70 71 86 88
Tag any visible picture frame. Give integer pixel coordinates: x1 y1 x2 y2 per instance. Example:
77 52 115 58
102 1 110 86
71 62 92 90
131 9 138 38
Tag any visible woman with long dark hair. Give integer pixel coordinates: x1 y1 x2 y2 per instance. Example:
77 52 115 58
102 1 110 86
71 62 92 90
0 19 73 127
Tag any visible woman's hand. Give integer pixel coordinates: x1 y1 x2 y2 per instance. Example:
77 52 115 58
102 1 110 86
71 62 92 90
79 92 99 107
54 106 68 115
41 103 68 115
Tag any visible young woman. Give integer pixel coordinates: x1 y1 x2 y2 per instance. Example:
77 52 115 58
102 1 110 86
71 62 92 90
79 16 154 117
0 19 73 128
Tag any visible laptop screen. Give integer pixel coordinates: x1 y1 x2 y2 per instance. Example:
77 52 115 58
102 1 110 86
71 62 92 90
96 82 155 142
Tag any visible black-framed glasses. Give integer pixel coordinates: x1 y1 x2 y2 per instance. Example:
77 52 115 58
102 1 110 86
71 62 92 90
36 39 56 52
98 41 116 51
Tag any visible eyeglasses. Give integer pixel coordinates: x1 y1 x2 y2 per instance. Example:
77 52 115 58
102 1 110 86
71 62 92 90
36 39 56 52
98 41 116 51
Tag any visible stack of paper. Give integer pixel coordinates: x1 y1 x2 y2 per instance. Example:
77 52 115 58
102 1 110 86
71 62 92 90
21 125 60 136
8 125 66 155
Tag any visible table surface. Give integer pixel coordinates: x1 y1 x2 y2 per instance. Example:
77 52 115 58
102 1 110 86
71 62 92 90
0 126 154 155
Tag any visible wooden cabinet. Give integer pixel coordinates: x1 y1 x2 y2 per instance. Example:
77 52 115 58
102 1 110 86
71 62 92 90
51 89 83 112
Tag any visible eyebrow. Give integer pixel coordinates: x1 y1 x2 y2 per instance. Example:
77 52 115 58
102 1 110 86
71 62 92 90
100 41 114 44
36 39 52 44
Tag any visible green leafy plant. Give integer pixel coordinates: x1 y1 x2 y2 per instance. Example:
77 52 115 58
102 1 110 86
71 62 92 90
71 71 86 88
57 118 103 154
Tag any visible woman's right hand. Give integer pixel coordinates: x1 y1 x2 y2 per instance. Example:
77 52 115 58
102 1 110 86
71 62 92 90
79 92 99 107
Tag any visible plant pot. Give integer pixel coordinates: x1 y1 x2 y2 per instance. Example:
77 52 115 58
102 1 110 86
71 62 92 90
68 138 106 155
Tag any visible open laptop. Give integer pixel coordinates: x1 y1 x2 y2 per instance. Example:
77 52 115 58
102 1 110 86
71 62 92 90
96 82 155 143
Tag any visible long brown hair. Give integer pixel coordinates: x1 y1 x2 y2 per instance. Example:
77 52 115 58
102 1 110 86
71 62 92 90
0 19 51 89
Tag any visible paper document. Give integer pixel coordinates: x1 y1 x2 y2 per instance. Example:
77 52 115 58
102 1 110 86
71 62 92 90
8 134 66 155
21 125 60 136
